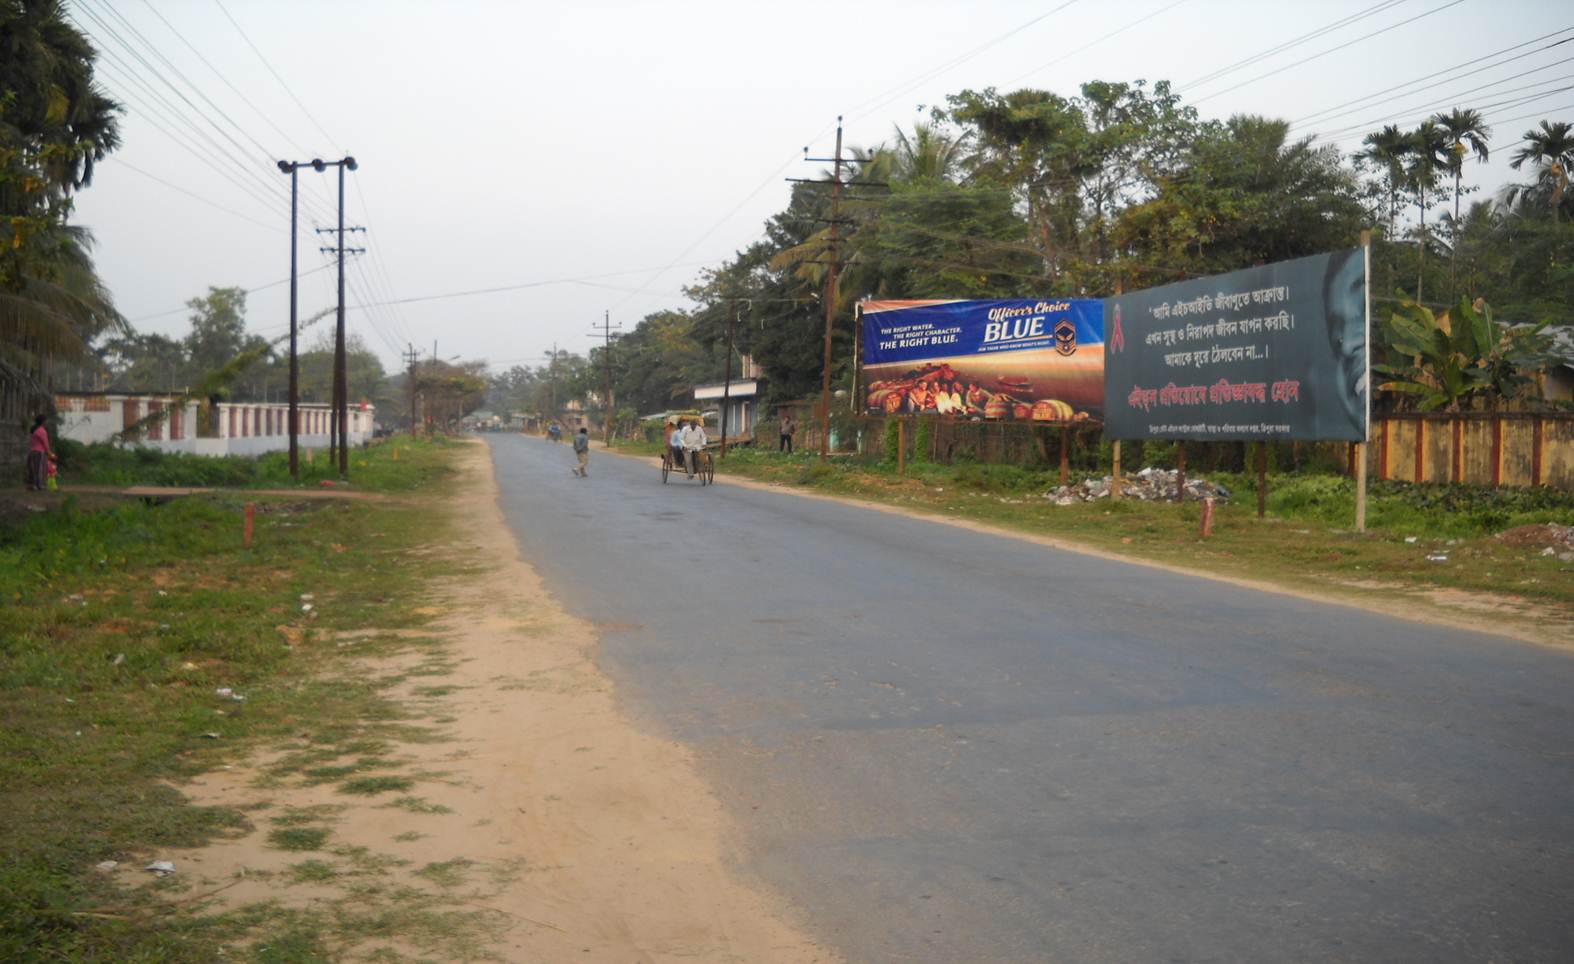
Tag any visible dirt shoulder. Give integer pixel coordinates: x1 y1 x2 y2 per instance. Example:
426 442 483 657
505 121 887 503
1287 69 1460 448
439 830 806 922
602 445 1573 651
152 442 834 962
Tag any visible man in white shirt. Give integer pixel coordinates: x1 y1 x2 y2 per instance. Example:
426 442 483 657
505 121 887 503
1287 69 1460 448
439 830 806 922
680 421 707 477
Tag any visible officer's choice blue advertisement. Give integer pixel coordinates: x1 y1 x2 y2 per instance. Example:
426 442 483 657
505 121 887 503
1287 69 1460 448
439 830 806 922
861 299 1104 421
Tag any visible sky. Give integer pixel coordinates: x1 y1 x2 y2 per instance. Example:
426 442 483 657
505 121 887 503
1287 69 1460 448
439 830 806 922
66 0 1573 379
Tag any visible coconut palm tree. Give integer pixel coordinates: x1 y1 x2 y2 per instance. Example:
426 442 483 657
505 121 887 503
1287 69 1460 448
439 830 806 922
1509 120 1574 220
1432 108 1490 295
1359 124 1411 240
1406 120 1450 301
890 121 969 182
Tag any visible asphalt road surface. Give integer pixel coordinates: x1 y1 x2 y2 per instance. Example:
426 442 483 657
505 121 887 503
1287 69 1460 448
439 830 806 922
488 435 1574 963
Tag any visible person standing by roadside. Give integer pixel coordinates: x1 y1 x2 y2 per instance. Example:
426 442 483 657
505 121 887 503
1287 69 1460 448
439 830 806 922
25 414 55 491
571 426 590 476
779 412 795 453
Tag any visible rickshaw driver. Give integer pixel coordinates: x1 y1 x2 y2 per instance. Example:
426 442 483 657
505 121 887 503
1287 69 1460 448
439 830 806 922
680 418 708 478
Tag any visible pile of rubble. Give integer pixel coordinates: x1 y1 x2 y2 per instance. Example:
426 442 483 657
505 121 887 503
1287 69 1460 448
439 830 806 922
1494 522 1574 562
1045 467 1232 505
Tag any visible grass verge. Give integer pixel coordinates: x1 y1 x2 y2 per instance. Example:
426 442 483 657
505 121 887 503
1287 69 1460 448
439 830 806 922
703 448 1574 612
54 434 459 492
0 437 461 960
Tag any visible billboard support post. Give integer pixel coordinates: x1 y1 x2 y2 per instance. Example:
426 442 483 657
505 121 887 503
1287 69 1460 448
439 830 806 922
1356 229 1372 532
1059 428 1069 487
1112 441 1122 501
1256 442 1267 519
897 418 906 475
1176 442 1186 496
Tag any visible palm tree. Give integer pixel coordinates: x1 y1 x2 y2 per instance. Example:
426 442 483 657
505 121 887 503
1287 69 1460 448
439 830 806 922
1432 108 1490 295
890 121 968 182
1510 120 1574 220
1359 124 1411 240
1406 120 1449 301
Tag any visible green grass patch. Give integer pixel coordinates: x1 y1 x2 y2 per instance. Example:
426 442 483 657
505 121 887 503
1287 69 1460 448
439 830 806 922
382 796 452 815
337 776 415 796
711 449 1574 610
54 433 459 493
414 858 474 888
268 827 331 852
285 859 339 884
0 445 460 959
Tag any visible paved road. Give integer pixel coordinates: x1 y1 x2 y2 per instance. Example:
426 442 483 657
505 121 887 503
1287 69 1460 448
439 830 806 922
488 435 1574 963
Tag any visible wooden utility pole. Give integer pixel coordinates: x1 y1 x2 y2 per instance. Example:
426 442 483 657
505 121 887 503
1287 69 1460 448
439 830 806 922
819 119 845 460
719 298 748 458
403 344 419 433
589 312 621 443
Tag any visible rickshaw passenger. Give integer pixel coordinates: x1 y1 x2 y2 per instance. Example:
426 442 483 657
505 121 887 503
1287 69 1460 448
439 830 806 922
668 419 686 469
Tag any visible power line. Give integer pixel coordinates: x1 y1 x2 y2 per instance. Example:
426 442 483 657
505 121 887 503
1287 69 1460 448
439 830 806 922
1191 0 1472 106
846 0 1084 123
351 260 723 310
1299 58 1574 138
1182 0 1412 90
1314 79 1574 142
1001 0 1193 89
129 262 336 323
136 0 313 157
1290 26 1574 129
213 0 338 147
110 159 283 233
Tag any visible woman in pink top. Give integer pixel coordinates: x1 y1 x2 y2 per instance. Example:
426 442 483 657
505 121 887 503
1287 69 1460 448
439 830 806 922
26 414 54 491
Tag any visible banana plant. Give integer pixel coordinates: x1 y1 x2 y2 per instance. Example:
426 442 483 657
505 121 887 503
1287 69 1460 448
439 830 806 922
1375 297 1553 411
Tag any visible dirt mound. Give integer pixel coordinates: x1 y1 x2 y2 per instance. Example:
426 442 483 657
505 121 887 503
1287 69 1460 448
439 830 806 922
1494 523 1574 551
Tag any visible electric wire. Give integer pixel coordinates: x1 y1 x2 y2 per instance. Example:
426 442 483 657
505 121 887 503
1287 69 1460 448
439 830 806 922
1191 0 1472 106
213 0 339 147
1181 0 1413 90
1290 27 1574 129
1000 0 1193 89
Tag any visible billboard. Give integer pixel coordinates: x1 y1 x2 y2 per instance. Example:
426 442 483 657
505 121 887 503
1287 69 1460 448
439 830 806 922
860 299 1104 422
1102 248 1369 441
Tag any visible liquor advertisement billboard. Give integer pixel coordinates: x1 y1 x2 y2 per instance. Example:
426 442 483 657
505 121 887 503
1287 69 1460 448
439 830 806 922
1102 248 1369 441
860 299 1104 422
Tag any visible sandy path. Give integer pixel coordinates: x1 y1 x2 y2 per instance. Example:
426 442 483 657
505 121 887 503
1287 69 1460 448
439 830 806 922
149 443 835 962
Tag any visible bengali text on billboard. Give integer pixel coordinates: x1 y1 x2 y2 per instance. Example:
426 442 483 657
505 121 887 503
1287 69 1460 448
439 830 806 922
860 299 1104 422
1101 249 1369 441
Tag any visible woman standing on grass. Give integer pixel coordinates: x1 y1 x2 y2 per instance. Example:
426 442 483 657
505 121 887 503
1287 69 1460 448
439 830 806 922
25 414 55 491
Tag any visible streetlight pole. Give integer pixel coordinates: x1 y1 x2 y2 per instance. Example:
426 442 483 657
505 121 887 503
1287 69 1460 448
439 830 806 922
276 159 310 479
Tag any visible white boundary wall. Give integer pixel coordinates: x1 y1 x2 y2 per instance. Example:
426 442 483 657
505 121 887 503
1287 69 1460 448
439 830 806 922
55 394 374 457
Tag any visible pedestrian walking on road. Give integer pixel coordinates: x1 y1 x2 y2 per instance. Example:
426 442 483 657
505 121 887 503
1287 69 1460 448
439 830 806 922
25 414 55 491
572 426 590 476
779 413 795 453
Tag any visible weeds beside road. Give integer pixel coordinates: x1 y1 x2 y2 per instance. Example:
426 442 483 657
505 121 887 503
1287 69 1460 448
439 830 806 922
614 442 1574 633
0 437 460 960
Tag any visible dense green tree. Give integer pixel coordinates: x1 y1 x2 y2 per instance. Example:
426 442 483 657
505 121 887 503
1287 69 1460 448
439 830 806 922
1 0 121 399
1116 115 1363 287
1359 124 1411 241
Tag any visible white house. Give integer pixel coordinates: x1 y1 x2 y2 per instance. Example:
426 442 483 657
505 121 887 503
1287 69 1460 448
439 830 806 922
55 393 374 457
692 356 766 442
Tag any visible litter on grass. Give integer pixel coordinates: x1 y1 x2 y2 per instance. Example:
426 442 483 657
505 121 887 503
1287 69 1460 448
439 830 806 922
1047 468 1231 505
145 861 175 876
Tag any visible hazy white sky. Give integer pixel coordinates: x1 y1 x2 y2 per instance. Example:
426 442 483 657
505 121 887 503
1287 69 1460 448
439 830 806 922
68 0 1572 375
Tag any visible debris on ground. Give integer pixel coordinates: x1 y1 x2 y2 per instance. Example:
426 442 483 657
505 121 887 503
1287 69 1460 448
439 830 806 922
94 861 118 873
145 860 175 876
1046 468 1231 505
1494 523 1574 560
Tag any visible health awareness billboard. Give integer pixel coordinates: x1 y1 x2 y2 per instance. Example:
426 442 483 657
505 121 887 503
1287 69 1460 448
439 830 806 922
1102 248 1369 441
861 299 1104 422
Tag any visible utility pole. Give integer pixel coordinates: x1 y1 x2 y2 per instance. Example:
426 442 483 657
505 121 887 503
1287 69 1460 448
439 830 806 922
719 297 749 458
589 311 622 444
544 342 558 429
318 227 364 464
308 155 359 477
793 117 878 460
282 162 300 478
403 344 420 433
